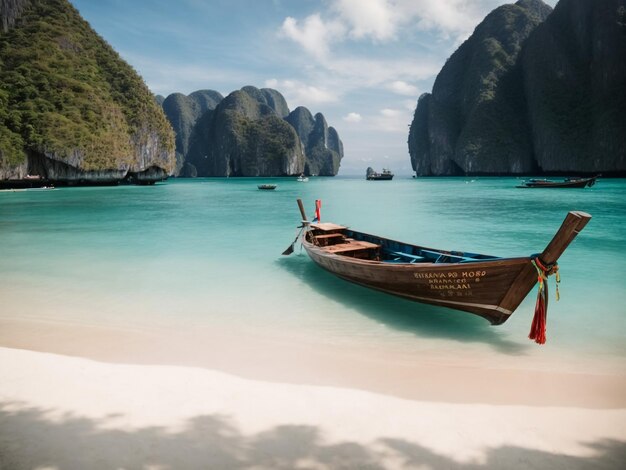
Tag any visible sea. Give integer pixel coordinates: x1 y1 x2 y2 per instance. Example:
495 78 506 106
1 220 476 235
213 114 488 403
1 176 625 377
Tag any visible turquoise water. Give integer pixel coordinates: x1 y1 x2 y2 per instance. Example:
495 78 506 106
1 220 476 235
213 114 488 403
1 177 625 369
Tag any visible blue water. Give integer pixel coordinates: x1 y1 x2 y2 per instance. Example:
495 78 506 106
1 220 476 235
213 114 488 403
1 177 625 370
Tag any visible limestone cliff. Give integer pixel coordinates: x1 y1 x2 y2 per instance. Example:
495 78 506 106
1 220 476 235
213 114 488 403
285 107 343 176
186 88 305 176
167 86 343 176
240 86 290 118
0 0 175 183
1 0 29 33
409 0 626 176
409 0 551 175
162 90 222 174
522 0 626 173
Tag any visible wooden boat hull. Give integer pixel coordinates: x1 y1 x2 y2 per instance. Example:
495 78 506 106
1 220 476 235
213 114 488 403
366 175 393 180
299 211 591 325
304 242 528 323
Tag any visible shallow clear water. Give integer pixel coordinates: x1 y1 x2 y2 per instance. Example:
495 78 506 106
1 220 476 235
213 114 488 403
1 177 625 368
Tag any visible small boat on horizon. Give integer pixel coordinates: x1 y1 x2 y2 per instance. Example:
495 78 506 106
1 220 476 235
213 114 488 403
297 174 309 182
366 168 394 180
257 184 277 190
284 199 591 344
516 175 598 188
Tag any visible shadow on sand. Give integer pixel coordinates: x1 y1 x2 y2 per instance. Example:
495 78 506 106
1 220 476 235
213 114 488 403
277 255 528 355
1 402 624 470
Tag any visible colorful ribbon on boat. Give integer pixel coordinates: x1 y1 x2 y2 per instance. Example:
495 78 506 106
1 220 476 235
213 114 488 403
528 257 560 344
314 199 321 222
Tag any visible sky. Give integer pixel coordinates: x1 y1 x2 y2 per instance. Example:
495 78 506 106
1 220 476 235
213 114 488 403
69 0 556 176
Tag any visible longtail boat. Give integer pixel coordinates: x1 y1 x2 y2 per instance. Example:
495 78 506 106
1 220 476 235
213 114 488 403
284 199 591 343
516 176 597 188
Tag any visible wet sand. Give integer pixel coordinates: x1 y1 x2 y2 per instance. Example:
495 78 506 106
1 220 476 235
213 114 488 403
1 316 625 409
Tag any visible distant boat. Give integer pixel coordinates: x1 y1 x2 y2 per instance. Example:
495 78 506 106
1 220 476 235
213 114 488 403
297 175 309 182
366 168 394 180
284 199 591 343
257 184 277 190
516 176 598 188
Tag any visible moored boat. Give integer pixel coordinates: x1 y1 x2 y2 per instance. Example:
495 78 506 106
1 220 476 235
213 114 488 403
366 167 394 180
516 176 598 188
285 199 591 343
257 184 277 190
297 174 309 182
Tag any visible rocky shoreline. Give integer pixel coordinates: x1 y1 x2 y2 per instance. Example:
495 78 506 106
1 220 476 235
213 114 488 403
0 169 168 189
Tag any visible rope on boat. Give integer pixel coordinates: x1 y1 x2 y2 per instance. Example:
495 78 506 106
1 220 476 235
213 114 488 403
528 257 560 344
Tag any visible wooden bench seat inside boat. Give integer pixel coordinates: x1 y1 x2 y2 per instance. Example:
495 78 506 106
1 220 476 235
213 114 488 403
321 240 381 259
314 233 345 246
310 223 347 232
311 222 380 259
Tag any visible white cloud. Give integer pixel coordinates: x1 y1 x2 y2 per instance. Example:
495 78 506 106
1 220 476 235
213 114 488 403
280 14 345 60
380 0 503 41
387 80 418 96
343 112 362 123
372 108 412 133
333 0 396 41
281 0 504 56
410 1 489 41
321 56 440 89
380 108 401 117
264 78 338 107
275 1 490 99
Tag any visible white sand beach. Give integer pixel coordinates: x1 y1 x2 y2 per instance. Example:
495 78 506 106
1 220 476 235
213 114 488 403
1 337 625 469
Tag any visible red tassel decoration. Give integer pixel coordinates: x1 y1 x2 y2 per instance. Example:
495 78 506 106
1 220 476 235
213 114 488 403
529 289 546 344
529 259 549 345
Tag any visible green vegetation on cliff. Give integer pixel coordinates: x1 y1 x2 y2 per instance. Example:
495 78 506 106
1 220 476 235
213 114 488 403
233 114 296 162
185 89 305 177
0 0 174 173
231 112 299 174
